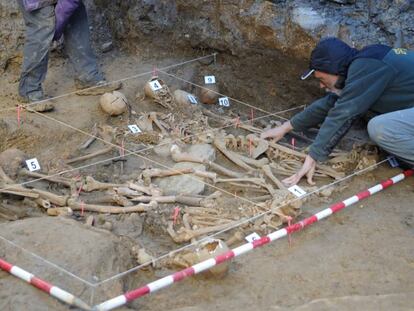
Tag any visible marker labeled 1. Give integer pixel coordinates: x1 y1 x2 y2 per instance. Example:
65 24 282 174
245 232 261 243
288 185 307 198
26 158 41 172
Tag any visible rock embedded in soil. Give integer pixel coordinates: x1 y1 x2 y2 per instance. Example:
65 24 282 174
155 162 207 195
0 217 135 308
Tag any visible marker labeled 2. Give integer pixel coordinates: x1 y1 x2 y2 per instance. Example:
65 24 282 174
128 125 142 134
288 185 307 198
26 158 41 172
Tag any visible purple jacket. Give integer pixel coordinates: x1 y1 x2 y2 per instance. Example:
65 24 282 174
22 0 57 12
53 0 81 40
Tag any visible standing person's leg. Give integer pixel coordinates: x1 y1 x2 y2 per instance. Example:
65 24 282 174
368 107 414 166
62 1 121 94
18 1 55 101
62 1 102 85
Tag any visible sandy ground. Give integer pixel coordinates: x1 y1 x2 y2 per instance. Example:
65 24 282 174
0 48 413 310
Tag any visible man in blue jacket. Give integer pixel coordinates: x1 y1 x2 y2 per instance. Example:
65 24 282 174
262 37 414 186
18 0 120 111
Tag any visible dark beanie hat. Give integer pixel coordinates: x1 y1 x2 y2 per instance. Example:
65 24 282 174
301 37 358 80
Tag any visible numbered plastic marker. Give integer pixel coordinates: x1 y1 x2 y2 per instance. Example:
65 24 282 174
128 125 142 134
187 95 198 105
26 158 41 172
288 185 307 198
149 80 163 91
245 232 261 243
219 97 230 107
204 75 216 84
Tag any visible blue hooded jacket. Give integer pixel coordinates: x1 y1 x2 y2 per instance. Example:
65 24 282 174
291 38 414 161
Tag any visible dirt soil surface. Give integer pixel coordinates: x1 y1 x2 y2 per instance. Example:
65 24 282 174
0 46 413 311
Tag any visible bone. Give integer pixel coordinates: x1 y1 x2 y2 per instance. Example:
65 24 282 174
246 134 269 159
268 141 307 159
65 146 113 165
0 188 39 199
170 145 203 163
167 220 239 243
0 166 15 184
262 165 286 190
128 182 163 197
236 153 269 168
47 207 73 216
82 176 125 192
67 199 157 214
31 189 69 206
142 167 194 185
149 112 168 134
86 192 133 207
19 169 72 187
34 198 52 209
204 161 244 178
225 231 245 246
213 138 254 171
79 123 98 150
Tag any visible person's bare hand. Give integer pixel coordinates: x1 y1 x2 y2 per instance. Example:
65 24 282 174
282 155 316 186
260 121 293 141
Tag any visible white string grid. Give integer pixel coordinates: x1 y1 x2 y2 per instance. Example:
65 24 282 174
0 53 393 305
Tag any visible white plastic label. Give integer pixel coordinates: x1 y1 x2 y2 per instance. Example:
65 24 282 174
149 80 163 91
288 185 307 198
204 75 216 84
387 156 399 168
245 232 261 243
218 97 230 107
187 95 198 104
26 158 41 172
128 125 141 134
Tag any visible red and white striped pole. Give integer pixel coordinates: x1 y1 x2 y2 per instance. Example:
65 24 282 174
94 169 413 311
0 258 91 310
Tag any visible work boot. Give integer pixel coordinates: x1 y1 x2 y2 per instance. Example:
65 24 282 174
75 79 122 96
19 91 55 113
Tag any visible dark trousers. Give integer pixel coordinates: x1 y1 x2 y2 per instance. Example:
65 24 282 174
17 0 103 98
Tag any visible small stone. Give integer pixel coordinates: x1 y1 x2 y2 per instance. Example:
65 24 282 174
155 162 206 195
101 41 113 53
86 215 95 226
102 221 113 231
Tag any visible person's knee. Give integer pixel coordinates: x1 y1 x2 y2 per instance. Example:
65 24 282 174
367 117 384 144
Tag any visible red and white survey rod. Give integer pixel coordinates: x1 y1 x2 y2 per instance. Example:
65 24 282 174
94 169 413 311
0 257 91 310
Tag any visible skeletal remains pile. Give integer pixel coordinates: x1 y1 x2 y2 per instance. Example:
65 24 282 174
0 76 378 272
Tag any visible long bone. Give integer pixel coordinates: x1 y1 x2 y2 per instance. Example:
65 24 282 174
167 220 242 244
19 169 73 187
170 145 243 178
66 199 157 214
65 146 113 165
82 176 125 192
213 138 254 171
262 165 286 190
149 112 169 134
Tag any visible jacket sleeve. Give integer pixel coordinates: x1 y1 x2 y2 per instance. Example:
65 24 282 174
290 93 338 131
309 58 397 162
53 0 81 40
